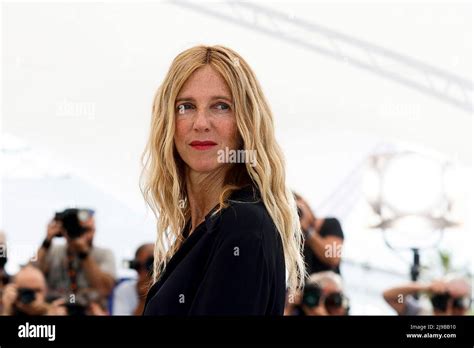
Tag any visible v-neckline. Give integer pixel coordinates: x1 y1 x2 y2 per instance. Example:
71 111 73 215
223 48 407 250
182 218 205 241
167 203 220 272
183 203 220 239
183 219 204 239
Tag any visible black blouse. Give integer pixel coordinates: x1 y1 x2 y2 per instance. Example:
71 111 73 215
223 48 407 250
143 185 286 316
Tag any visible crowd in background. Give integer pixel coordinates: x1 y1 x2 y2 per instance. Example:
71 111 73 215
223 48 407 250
0 194 471 316
0 209 153 316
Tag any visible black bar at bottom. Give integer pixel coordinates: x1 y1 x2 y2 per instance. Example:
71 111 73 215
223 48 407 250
0 316 472 346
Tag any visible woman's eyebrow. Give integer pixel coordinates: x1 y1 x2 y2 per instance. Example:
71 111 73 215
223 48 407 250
210 96 233 102
175 97 195 103
175 96 233 103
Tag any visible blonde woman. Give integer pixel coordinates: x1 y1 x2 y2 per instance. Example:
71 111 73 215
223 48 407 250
141 45 305 315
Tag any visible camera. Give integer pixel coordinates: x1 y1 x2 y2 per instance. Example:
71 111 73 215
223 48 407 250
125 256 154 273
17 288 37 305
48 291 101 316
64 302 87 316
302 283 322 308
0 254 7 268
430 292 450 311
0 243 7 268
431 292 471 311
54 208 94 239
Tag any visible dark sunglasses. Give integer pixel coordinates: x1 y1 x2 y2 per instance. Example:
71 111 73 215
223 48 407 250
324 292 349 310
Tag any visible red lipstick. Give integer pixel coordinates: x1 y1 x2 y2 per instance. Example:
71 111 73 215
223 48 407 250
189 140 217 151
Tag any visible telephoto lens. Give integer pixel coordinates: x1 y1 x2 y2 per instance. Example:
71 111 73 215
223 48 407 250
17 288 37 305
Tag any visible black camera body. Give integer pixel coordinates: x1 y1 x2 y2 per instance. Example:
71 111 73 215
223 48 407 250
54 208 93 239
0 254 7 269
47 291 100 316
127 256 154 273
0 243 7 268
17 288 37 305
431 292 471 311
64 302 87 316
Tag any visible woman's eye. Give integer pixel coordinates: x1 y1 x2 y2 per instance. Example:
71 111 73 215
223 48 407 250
214 102 230 111
176 103 194 114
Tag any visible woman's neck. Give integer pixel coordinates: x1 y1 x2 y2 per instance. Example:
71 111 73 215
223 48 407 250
185 168 225 235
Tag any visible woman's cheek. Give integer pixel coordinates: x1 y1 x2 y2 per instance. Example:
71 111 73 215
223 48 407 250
219 119 239 148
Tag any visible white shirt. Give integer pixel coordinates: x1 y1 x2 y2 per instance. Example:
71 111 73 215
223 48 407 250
112 279 138 315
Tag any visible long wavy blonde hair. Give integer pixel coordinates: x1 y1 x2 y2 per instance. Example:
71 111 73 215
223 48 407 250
140 45 306 292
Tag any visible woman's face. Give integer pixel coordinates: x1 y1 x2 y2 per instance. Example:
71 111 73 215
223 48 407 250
174 65 238 174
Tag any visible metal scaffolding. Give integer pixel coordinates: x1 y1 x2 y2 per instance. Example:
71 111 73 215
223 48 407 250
173 0 473 113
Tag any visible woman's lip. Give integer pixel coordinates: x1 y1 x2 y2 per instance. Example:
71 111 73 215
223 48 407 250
190 144 217 151
189 141 217 150
190 141 217 146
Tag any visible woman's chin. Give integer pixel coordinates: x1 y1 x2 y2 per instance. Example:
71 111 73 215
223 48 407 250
188 160 221 174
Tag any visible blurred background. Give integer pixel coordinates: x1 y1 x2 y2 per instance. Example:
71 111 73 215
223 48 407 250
1 0 472 315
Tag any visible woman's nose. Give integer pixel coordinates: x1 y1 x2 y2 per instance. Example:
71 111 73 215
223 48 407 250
193 108 211 131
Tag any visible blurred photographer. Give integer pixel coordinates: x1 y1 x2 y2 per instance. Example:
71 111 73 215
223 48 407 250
1 231 10 285
0 231 11 314
112 243 154 315
285 271 350 316
1 265 66 316
294 193 344 275
383 276 472 316
34 208 116 299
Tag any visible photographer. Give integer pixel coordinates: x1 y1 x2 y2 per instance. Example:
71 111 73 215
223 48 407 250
0 231 11 314
34 209 116 299
1 265 66 316
1 231 10 285
285 271 350 316
294 193 344 275
112 243 154 315
383 277 472 316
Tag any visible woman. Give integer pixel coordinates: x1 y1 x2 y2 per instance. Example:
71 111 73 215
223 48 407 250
140 45 305 315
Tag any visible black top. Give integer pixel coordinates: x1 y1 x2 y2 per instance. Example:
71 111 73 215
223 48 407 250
143 185 286 316
303 217 344 275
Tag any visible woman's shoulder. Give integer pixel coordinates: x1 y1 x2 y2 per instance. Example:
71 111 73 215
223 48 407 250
214 186 285 271
217 185 280 245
